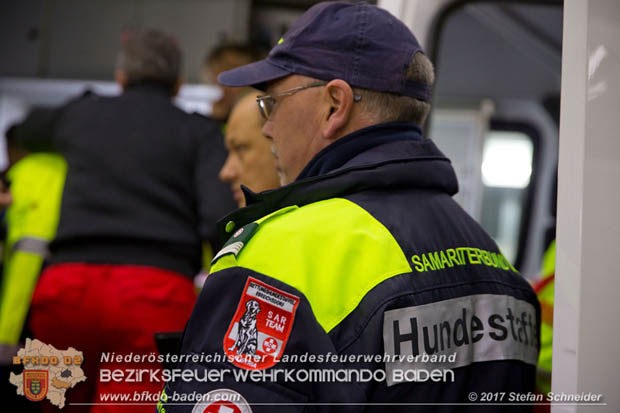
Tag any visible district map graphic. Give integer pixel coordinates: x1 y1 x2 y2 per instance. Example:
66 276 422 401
9 338 87 409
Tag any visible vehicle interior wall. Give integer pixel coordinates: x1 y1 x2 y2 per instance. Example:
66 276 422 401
424 0 562 277
0 0 256 169
550 1 620 409
0 0 251 82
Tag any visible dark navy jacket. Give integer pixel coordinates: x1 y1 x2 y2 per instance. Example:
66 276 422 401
163 123 539 412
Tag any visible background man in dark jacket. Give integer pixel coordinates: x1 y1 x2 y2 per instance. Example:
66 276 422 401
7 29 235 412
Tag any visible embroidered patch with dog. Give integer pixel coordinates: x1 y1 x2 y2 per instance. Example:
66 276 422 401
224 277 300 370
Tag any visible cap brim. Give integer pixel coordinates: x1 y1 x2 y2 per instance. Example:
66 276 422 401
217 59 291 90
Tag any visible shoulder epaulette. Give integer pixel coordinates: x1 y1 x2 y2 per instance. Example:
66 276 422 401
211 222 259 264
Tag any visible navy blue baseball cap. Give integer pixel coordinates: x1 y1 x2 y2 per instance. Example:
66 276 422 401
218 1 432 102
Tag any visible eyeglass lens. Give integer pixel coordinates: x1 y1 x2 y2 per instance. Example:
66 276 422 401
259 98 275 120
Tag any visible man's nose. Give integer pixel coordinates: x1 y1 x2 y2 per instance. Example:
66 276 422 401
262 121 273 140
218 155 237 183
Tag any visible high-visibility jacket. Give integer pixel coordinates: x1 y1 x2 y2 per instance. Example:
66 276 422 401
162 123 540 412
0 153 66 346
534 240 555 395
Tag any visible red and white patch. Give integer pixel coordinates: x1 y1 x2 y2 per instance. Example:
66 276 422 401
224 277 299 370
191 389 251 413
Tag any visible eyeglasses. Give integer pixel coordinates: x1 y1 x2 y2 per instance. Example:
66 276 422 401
256 82 362 120
256 82 326 120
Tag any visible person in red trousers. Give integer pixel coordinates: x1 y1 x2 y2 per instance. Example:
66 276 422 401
8 29 236 413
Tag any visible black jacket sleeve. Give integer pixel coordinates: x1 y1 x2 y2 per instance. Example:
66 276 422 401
6 106 60 152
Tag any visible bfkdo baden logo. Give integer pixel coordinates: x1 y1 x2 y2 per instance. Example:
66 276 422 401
24 370 49 401
9 338 87 409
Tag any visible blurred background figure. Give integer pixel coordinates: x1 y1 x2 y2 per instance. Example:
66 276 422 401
193 90 279 290
533 239 555 413
6 28 234 413
219 91 281 207
0 181 11 209
201 43 261 123
0 145 65 413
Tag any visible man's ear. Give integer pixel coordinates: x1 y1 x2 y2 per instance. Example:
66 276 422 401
115 70 127 91
322 79 355 139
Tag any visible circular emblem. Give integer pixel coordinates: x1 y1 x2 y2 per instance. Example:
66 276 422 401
192 389 251 413
234 228 244 238
262 337 278 354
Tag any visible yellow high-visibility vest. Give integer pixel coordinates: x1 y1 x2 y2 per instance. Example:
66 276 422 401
0 153 66 345
535 240 555 394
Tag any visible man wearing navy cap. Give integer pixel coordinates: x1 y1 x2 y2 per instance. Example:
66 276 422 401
162 2 539 412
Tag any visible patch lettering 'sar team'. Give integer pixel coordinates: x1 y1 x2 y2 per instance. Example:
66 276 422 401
224 277 300 370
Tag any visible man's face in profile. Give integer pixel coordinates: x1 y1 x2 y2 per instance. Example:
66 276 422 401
259 75 325 185
219 93 281 207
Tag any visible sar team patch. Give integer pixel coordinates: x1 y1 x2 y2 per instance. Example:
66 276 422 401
224 277 300 370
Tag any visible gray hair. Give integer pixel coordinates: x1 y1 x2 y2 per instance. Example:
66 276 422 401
116 29 181 94
354 52 435 127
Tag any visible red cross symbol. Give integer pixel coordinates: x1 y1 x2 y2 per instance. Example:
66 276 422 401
262 337 278 354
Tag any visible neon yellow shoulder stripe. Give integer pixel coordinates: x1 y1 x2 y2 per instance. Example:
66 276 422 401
211 198 412 333
5 153 67 244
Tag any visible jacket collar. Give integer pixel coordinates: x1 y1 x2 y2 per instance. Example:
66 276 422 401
217 122 458 243
296 122 423 180
123 82 173 97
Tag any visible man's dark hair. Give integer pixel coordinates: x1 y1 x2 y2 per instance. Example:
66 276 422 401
204 43 262 67
116 29 182 94
355 52 435 127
